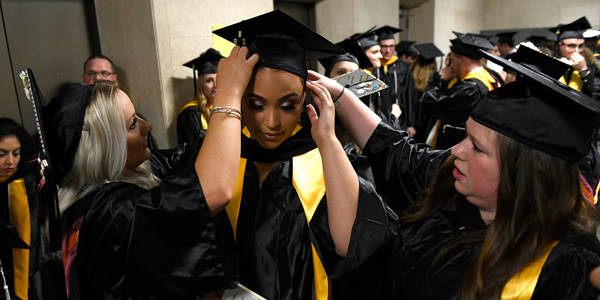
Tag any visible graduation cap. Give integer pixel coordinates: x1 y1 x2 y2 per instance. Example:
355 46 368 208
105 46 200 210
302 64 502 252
212 10 344 81
550 17 591 41
374 25 402 42
183 48 224 96
526 30 552 48
352 26 378 51
584 29 600 39
450 31 496 60
395 41 417 57
19 69 68 251
510 44 569 79
475 48 600 161
413 43 444 63
496 31 519 45
319 37 374 77
332 69 388 98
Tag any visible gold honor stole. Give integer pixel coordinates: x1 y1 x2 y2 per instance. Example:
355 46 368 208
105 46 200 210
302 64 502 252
501 241 559 300
179 100 209 129
381 56 399 75
226 146 331 300
559 70 583 92
0 171 31 300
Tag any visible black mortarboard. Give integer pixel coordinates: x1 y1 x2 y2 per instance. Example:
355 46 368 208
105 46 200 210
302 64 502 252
496 31 518 45
550 17 591 41
510 45 569 79
395 41 417 57
353 26 379 52
414 43 444 63
212 10 344 81
450 31 496 60
19 68 69 251
183 48 224 95
374 25 402 42
318 37 373 77
474 49 600 161
526 30 552 48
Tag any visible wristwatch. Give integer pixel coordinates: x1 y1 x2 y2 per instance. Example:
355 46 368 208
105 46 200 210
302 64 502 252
580 68 590 77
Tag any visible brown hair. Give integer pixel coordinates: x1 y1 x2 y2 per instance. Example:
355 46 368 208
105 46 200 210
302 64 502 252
194 74 213 125
404 131 599 300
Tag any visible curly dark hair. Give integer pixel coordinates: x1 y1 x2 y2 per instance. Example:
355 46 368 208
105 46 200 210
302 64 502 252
0 118 35 170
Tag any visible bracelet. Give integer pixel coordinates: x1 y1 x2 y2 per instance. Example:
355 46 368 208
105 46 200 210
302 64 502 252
333 86 345 103
210 106 242 121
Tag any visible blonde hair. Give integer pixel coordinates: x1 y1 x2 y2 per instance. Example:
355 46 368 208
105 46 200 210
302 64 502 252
413 59 438 93
195 74 213 124
59 81 160 215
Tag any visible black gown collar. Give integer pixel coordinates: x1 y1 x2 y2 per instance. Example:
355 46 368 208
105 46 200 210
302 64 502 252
241 126 317 163
454 195 488 231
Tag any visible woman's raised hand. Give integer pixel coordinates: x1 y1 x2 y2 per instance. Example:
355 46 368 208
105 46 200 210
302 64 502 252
306 70 344 102
305 80 337 146
215 46 260 103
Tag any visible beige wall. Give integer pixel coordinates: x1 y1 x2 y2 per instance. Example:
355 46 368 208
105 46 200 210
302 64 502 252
406 0 599 57
152 0 272 147
316 0 400 44
96 0 272 148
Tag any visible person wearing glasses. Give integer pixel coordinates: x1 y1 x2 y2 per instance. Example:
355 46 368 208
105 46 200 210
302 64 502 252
82 55 117 84
551 17 600 100
373 26 419 137
551 17 600 202
82 54 157 150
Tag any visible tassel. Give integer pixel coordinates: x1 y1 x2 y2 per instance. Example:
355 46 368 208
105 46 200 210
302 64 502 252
0 259 11 300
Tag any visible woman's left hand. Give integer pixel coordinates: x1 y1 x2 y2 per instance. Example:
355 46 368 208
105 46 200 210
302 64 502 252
305 80 337 145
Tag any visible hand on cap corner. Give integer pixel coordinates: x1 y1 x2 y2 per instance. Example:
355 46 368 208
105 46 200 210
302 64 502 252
306 80 337 146
306 70 344 102
215 46 260 102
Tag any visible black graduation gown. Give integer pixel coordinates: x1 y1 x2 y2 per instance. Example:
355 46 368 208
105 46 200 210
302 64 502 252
374 59 420 129
234 128 397 300
176 106 206 147
388 195 600 300
0 163 64 300
421 73 491 150
361 122 451 214
60 148 238 299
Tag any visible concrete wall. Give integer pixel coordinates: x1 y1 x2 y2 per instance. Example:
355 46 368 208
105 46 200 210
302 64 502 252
95 0 272 148
316 0 400 45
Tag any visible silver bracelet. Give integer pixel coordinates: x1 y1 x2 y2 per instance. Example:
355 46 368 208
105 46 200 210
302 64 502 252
210 106 242 121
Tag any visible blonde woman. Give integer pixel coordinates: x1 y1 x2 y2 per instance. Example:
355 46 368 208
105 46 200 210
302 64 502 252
43 46 257 299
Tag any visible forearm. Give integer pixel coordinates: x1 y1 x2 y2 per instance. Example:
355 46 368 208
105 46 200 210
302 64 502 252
317 136 359 257
334 90 382 149
196 102 241 216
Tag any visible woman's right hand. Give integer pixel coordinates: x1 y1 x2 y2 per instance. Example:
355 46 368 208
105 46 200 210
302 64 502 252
214 46 260 102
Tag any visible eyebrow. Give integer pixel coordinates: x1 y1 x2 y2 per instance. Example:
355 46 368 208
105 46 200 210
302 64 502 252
243 92 301 101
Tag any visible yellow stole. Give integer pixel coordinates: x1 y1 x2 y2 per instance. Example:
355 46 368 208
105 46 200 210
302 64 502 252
559 70 583 92
179 100 210 129
0 170 30 300
225 128 330 300
501 241 559 300
431 69 497 149
381 56 399 75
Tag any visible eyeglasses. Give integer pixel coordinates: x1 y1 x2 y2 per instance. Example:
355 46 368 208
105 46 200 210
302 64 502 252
84 71 114 77
560 43 586 51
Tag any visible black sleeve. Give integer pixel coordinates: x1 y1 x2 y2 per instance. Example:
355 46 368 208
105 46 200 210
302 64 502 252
176 107 204 146
421 76 484 120
77 167 238 297
149 142 200 178
362 122 451 213
309 153 398 278
582 63 600 101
